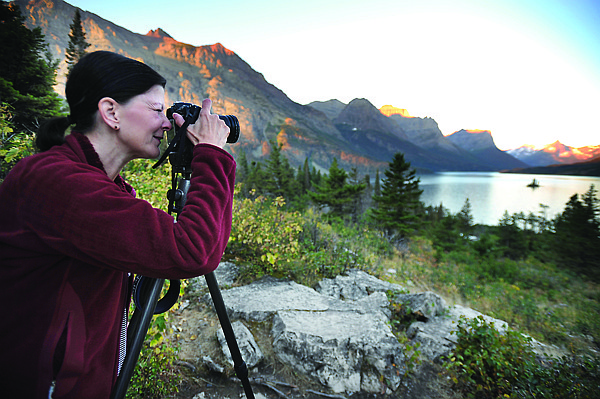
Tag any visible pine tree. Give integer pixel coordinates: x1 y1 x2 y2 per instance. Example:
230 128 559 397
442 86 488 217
457 198 474 236
554 185 600 279
236 148 249 183
65 9 90 73
263 139 299 201
373 169 381 197
246 161 267 196
370 152 423 238
348 167 367 223
309 158 365 220
299 157 311 194
0 2 61 134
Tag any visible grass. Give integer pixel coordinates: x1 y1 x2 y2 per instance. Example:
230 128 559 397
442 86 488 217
377 235 599 355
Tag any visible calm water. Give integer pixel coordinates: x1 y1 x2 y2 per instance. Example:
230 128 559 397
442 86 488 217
417 172 600 226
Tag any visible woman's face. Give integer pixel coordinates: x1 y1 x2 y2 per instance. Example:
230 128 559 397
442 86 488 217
115 85 172 161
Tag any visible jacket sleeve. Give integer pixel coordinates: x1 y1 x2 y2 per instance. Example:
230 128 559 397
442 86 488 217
19 144 236 279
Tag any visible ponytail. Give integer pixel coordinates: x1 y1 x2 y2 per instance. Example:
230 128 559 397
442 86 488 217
36 116 72 152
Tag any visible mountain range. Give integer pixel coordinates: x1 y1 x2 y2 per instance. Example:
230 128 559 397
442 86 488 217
11 0 599 175
507 141 600 167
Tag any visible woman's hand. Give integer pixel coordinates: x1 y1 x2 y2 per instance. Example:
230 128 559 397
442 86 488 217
172 98 230 148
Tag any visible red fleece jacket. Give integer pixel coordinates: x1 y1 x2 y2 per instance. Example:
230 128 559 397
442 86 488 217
0 132 235 398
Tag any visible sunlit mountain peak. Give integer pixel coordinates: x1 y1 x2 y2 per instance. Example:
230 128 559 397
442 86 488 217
379 105 411 118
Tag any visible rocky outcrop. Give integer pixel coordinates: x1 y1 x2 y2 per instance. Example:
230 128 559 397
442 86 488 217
190 264 551 395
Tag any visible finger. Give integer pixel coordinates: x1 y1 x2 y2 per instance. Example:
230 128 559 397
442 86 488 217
201 98 212 115
172 112 185 127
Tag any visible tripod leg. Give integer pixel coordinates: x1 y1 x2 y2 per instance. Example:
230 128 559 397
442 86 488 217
110 278 164 399
205 271 255 399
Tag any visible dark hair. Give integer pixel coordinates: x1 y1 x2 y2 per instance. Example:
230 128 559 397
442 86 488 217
36 51 167 151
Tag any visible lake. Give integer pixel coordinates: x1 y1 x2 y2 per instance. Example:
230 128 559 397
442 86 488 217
417 172 600 226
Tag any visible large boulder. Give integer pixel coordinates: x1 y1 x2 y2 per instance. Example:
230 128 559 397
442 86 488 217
206 274 407 393
197 266 547 395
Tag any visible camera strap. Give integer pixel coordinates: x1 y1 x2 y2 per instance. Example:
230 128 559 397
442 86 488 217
152 116 193 169
132 276 180 314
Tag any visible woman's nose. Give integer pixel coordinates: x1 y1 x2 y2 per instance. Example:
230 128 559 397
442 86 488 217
163 114 172 130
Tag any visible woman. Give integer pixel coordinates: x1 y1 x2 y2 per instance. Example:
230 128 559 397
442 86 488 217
0 51 235 398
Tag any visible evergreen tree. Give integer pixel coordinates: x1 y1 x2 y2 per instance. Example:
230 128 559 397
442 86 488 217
309 158 365 220
496 211 528 259
296 165 303 192
246 161 267 196
0 2 61 134
457 198 474 236
370 152 423 238
236 148 249 182
65 9 90 73
311 166 322 188
373 169 381 197
298 157 311 194
361 174 373 212
263 139 299 201
554 185 600 279
348 167 367 223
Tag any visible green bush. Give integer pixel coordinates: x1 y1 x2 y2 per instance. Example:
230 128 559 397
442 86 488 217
0 104 37 179
446 315 537 398
126 339 179 399
227 189 383 285
445 315 600 398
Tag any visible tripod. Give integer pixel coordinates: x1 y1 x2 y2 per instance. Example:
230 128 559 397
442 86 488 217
110 111 254 399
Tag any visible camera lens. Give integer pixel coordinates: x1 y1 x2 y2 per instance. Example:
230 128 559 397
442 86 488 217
219 115 240 143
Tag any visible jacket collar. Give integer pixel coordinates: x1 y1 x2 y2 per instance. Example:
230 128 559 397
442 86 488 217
66 132 135 196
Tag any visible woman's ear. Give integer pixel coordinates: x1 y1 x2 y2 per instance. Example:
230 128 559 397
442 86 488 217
98 97 120 130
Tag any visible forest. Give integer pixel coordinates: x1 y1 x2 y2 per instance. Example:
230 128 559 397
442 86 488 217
1 3 599 397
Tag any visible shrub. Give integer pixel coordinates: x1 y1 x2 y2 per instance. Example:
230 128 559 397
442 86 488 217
445 315 600 398
445 315 537 398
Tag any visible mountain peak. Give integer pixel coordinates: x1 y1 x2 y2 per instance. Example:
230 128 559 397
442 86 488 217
206 42 235 55
307 99 346 120
446 129 496 151
146 28 172 39
335 98 408 140
380 105 411 117
545 140 569 153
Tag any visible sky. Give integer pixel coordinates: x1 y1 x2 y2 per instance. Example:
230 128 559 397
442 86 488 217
66 0 600 150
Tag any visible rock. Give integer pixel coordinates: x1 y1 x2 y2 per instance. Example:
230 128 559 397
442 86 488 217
208 274 407 393
207 277 338 322
316 269 407 300
202 355 225 374
271 309 405 393
217 321 263 368
406 304 508 361
190 261 239 293
197 265 545 395
392 291 447 321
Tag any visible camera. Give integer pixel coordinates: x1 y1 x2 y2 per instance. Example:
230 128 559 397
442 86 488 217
167 102 240 144
154 102 240 171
